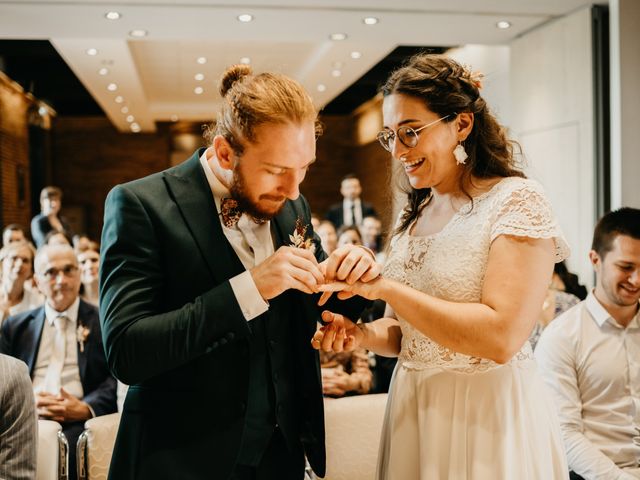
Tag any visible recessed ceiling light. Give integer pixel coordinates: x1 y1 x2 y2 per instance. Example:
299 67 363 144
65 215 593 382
197 57 207 64
194 86 204 95
363 17 379 25
237 14 253 23
107 83 118 91
170 115 179 122
114 96 124 103
126 115 135 123
86 48 98 56
350 51 362 59
194 73 205 81
131 123 141 132
129 29 148 38
329 33 347 41
331 69 342 78
317 84 326 92
121 106 129 114
98 68 109 75
496 20 512 29
104 11 121 20
240 57 251 65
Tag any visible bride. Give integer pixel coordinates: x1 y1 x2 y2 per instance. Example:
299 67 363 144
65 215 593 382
314 54 569 479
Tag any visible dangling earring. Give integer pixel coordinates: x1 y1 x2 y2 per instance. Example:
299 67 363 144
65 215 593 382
453 142 468 165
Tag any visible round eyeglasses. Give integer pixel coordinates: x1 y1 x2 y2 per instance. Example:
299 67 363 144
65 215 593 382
376 114 451 152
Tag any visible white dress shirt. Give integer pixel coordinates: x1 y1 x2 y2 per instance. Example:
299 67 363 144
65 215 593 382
342 198 362 227
32 297 84 399
536 292 640 479
199 150 270 321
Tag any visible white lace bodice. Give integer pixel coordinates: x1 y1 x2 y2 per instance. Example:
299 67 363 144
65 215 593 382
383 177 569 373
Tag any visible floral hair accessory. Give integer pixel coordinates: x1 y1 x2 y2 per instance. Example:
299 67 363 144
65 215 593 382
289 217 316 253
76 324 90 353
469 70 484 90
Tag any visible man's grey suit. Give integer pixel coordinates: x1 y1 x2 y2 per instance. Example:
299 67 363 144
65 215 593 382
0 353 37 480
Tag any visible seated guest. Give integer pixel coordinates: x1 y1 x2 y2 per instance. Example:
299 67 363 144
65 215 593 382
536 207 640 480
0 244 117 480
317 220 338 255
77 248 100 306
529 286 580 350
361 216 387 264
0 353 37 480
361 215 382 248
320 347 372 398
337 225 363 247
310 213 321 231
0 241 43 326
2 224 27 247
31 186 72 248
554 260 588 300
44 230 73 247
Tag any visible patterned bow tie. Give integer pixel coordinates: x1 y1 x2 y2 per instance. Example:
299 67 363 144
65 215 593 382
220 197 243 228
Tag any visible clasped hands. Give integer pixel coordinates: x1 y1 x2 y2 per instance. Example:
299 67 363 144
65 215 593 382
251 243 383 354
36 388 92 423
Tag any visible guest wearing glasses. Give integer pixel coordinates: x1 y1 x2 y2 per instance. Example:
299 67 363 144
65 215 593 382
0 244 116 480
313 54 570 479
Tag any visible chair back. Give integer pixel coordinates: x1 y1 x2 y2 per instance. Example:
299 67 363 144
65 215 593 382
37 419 68 480
77 413 120 480
323 393 388 480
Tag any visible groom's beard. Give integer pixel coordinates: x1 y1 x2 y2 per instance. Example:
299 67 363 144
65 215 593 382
229 167 286 222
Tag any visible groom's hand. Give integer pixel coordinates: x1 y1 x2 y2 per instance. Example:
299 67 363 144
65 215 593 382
318 244 381 305
251 246 324 300
322 244 380 284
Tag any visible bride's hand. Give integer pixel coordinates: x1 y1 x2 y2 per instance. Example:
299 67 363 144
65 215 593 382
317 276 384 306
311 311 364 353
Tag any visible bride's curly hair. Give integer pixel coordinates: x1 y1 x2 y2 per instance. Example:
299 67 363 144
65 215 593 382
381 54 525 234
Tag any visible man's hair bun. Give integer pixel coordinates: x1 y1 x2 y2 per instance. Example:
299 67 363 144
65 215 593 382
219 64 253 97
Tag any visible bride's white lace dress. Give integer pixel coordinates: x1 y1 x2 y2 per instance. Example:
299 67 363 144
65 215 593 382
377 177 570 479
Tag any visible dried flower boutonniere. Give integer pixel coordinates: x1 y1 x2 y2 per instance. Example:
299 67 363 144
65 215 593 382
289 217 316 253
76 324 90 353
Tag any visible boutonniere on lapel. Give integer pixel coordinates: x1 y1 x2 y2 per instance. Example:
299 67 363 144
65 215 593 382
76 324 90 353
289 217 316 253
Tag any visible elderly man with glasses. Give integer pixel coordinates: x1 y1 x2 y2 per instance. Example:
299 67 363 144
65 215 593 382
0 244 116 480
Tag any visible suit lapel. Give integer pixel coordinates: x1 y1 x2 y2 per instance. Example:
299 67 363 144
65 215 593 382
271 200 298 249
25 308 46 375
164 149 244 284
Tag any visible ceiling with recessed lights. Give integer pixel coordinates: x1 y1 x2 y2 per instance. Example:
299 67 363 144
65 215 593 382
0 0 601 133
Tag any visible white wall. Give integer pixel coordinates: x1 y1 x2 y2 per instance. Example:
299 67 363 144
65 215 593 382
448 45 511 126
510 6 595 287
610 0 640 209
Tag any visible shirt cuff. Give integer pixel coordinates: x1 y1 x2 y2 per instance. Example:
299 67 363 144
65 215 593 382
229 271 269 321
86 403 96 418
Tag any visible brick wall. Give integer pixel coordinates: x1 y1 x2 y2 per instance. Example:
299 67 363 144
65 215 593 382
47 109 393 242
0 73 33 233
51 117 171 242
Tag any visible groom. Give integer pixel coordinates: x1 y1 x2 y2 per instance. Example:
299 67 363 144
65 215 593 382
99 65 378 480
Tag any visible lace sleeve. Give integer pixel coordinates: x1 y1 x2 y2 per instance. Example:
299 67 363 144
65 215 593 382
490 179 570 262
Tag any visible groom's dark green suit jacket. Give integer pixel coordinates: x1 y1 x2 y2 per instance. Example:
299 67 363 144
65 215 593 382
99 149 366 479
